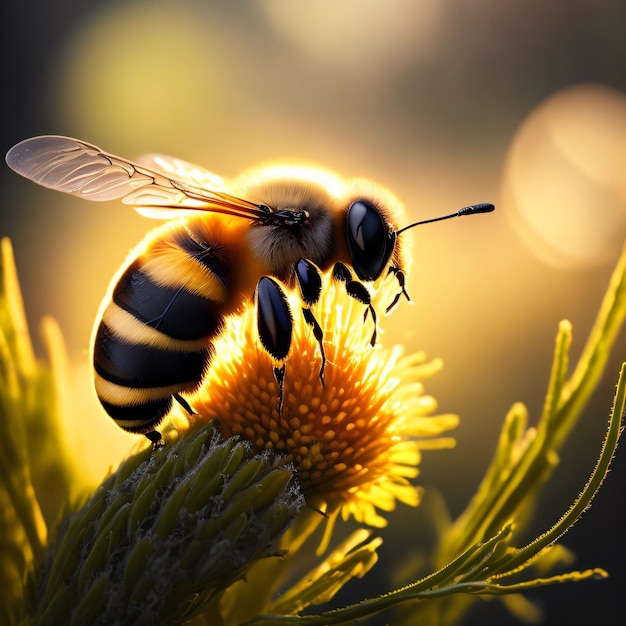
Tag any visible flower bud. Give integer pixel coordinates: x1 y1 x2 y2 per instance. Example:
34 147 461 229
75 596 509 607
33 421 303 626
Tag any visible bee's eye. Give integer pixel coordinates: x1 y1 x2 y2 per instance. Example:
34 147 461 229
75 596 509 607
346 200 395 281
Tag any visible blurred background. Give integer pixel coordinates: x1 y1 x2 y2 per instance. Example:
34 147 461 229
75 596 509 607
1 1 625 623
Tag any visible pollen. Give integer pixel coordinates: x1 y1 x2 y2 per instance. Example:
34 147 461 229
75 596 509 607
189 272 458 526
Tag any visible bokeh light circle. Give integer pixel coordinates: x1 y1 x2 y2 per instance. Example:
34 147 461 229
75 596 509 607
503 84 626 268
50 1 225 150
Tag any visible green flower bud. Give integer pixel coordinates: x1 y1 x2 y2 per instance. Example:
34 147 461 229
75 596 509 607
32 421 303 626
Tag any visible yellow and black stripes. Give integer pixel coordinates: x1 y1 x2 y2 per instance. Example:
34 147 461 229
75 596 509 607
93 223 231 434
112 260 225 339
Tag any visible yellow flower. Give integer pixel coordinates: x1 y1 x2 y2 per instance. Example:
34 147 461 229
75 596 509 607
189 271 458 528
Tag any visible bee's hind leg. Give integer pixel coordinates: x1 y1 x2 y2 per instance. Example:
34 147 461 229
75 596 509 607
173 393 196 415
145 430 164 449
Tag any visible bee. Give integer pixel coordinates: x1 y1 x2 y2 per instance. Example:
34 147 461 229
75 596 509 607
5 135 494 447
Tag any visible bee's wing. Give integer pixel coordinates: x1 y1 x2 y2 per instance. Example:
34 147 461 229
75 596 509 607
5 135 264 220
133 152 231 218
137 153 228 192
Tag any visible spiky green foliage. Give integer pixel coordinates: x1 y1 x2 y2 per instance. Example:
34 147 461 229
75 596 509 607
32 422 304 626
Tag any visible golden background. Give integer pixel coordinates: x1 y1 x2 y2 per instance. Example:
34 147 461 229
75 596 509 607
1 2 624 623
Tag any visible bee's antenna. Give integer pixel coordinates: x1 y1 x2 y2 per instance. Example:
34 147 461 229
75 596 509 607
396 202 495 235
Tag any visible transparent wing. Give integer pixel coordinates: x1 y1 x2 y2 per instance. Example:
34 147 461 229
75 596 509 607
134 152 231 218
5 135 266 221
137 152 228 192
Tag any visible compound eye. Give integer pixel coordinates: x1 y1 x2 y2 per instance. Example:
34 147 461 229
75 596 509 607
346 200 394 281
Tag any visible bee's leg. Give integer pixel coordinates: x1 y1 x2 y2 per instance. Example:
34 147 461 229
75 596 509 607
145 430 164 449
143 394 196 449
295 259 326 384
255 276 293 414
385 266 411 314
173 393 196 415
273 364 286 415
302 307 326 384
333 262 377 346
385 265 411 314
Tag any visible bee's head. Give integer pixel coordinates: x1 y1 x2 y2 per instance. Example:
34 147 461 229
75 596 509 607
346 197 495 282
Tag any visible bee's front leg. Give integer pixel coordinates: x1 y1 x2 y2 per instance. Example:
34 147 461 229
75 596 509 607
332 262 377 346
385 266 411 314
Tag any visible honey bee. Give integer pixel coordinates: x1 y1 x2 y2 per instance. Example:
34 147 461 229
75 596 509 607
5 135 494 446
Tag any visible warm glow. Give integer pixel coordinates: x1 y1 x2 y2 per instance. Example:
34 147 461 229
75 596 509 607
234 162 346 200
3 3 624 622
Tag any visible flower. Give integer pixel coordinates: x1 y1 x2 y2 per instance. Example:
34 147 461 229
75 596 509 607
189 271 458 528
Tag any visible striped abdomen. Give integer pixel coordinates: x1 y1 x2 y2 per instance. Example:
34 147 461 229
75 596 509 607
93 221 232 436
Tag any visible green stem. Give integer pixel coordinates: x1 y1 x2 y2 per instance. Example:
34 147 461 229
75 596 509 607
491 362 625 576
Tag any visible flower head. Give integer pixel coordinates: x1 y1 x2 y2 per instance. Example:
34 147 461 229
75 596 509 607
190 272 458 527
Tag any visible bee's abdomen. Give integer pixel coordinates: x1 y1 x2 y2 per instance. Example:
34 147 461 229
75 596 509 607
94 323 213 388
93 238 229 434
113 262 224 339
